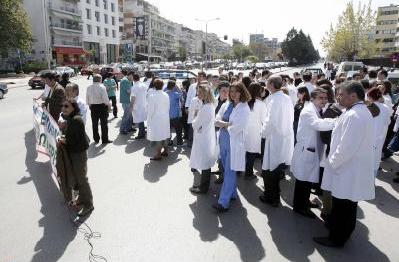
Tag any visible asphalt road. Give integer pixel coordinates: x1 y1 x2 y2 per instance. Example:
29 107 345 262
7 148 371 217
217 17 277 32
0 69 398 262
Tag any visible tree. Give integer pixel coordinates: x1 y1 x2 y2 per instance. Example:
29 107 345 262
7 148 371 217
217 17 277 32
232 43 253 62
281 28 320 65
245 55 259 63
321 1 377 61
0 0 33 54
249 43 274 61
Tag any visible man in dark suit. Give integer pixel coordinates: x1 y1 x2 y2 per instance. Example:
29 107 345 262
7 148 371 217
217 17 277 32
42 71 66 122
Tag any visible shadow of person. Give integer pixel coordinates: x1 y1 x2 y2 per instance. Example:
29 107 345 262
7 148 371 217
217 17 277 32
87 142 105 158
217 200 266 262
23 129 78 262
367 185 399 218
125 139 147 154
315 221 390 262
376 167 399 193
237 177 316 262
112 133 131 146
189 195 219 242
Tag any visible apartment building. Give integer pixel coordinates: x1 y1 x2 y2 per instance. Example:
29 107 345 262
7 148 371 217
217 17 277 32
80 0 120 63
375 4 399 56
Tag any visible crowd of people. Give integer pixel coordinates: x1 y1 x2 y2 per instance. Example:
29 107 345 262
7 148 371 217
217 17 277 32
37 65 399 248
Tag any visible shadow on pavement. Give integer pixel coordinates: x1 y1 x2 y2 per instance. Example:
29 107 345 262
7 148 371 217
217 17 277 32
87 142 105 158
367 185 399 218
189 194 266 262
143 147 182 183
125 138 147 154
23 129 78 262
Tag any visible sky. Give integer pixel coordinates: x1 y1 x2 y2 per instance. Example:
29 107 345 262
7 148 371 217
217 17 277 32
147 0 395 56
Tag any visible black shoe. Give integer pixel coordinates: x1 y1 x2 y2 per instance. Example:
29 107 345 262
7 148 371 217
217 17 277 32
168 140 173 146
77 206 94 217
313 237 344 248
259 195 279 207
176 141 184 146
214 177 224 184
135 134 145 139
189 186 207 194
94 139 100 144
393 177 399 183
244 174 257 180
294 208 316 218
212 203 229 213
102 140 113 144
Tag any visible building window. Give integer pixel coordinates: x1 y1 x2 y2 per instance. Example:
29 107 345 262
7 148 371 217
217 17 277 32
95 0 99 7
111 16 115 25
87 24 92 34
95 11 100 22
86 0 90 3
119 17 123 22
111 3 115 12
104 14 108 24
119 26 123 33
86 9 91 19
112 30 116 38
96 26 100 35
104 28 109 37
103 0 107 9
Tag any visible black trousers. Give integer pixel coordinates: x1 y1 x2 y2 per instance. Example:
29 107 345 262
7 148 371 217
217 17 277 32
260 138 266 165
109 96 117 117
329 197 358 245
90 104 109 142
293 179 312 210
245 152 259 177
197 169 211 192
262 163 285 201
170 117 183 144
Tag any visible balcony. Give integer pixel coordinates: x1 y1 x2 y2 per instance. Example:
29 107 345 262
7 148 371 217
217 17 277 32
51 23 83 33
53 40 83 48
49 2 81 17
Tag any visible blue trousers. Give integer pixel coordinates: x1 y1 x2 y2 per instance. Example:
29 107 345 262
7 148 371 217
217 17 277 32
218 131 237 208
120 103 133 133
388 132 399 153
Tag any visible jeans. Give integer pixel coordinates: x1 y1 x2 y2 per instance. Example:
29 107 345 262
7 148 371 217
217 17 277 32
170 117 183 144
120 103 133 133
137 122 145 137
387 131 399 153
109 96 118 117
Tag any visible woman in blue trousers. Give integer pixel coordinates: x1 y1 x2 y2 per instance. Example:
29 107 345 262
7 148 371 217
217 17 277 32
214 82 251 212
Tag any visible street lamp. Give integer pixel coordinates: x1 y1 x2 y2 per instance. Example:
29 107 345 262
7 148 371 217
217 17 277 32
195 17 220 70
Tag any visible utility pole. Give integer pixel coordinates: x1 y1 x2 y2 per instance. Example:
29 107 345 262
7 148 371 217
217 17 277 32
196 17 220 71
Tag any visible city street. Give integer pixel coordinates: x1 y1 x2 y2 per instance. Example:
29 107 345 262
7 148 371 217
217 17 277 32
0 69 399 262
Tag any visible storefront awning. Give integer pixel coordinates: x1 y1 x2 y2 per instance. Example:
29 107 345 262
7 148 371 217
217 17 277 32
54 47 88 55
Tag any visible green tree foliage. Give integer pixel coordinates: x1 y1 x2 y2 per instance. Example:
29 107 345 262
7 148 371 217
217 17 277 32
232 42 253 62
245 55 259 63
0 0 33 54
281 28 320 65
321 1 377 61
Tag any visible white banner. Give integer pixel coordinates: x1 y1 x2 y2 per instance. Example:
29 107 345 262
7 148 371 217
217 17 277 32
33 101 61 177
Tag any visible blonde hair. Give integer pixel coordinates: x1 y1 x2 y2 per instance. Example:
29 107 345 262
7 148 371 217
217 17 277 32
198 84 215 104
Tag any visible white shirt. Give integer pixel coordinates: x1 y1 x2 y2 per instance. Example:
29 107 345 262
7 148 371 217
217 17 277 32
303 82 315 95
86 83 110 105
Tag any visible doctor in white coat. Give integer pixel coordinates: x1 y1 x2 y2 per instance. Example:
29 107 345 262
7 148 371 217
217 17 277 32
189 84 218 194
244 82 267 180
315 81 375 248
130 74 148 139
214 82 251 212
291 88 335 218
146 78 170 160
260 75 294 207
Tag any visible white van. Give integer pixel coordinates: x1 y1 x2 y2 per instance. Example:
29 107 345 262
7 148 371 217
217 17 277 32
336 61 364 78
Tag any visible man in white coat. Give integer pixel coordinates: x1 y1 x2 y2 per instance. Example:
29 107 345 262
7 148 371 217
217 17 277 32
314 81 375 247
130 73 147 139
291 88 335 218
259 76 294 207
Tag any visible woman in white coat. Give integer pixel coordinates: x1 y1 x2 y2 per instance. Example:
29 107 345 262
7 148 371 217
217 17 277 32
290 88 335 218
189 84 217 194
131 74 148 139
244 82 267 180
367 87 392 176
146 78 170 160
214 82 251 212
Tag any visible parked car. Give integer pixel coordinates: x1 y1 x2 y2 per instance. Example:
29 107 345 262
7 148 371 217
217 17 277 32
301 67 324 76
150 69 197 88
0 82 8 99
28 69 52 89
336 61 364 78
55 66 75 77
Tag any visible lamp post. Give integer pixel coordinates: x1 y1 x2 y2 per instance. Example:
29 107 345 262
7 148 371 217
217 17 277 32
195 17 220 70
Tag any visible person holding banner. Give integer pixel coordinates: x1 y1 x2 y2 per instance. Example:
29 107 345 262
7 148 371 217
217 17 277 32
58 98 93 217
42 71 66 122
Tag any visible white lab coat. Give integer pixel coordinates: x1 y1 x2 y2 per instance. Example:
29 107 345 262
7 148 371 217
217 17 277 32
262 90 294 171
373 102 392 171
190 103 217 170
291 103 335 183
131 81 147 123
245 99 267 153
321 103 376 202
303 82 315 95
146 90 170 141
188 97 203 124
286 84 298 106
383 94 393 109
217 101 251 171
185 83 197 108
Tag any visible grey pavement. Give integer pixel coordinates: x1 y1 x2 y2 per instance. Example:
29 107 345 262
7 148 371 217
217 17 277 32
0 73 398 262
